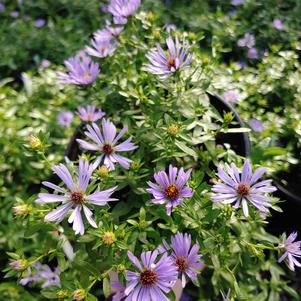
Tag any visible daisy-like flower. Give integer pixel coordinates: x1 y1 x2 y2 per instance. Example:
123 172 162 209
36 158 117 235
33 18 46 28
247 47 258 59
237 33 255 48
76 118 138 171
57 111 73 127
108 0 141 24
93 22 123 43
111 280 126 301
145 36 192 79
20 267 41 286
223 90 239 103
57 51 100 85
147 165 193 215
39 266 61 288
273 18 283 30
231 0 245 5
248 118 264 133
125 250 178 301
278 232 301 271
77 105 105 123
159 232 204 288
211 160 277 217
86 37 118 58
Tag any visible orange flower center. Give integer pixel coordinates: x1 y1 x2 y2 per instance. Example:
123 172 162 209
164 184 179 200
140 269 157 286
175 256 188 272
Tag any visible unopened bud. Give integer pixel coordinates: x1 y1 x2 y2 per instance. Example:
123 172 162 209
167 124 179 136
13 204 30 217
224 112 234 123
10 259 27 271
98 165 109 178
56 290 68 298
72 289 86 301
102 232 116 245
130 161 140 171
29 135 42 149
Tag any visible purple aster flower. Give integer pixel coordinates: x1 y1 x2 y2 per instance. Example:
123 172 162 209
39 265 61 288
86 37 118 58
10 11 19 18
111 280 126 301
0 3 5 13
106 20 124 37
159 232 204 288
166 24 177 33
221 289 231 301
223 90 239 103
57 51 100 85
237 33 255 48
145 36 192 79
125 250 178 300
10 260 26 271
77 118 138 171
273 18 283 30
33 18 46 28
77 105 105 123
231 0 245 5
57 111 73 127
147 165 193 215
278 232 301 271
108 0 141 24
41 59 50 68
248 118 264 133
211 160 277 217
20 267 41 286
247 47 258 59
36 158 117 235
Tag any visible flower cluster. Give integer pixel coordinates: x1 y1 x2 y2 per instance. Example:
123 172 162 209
20 262 60 289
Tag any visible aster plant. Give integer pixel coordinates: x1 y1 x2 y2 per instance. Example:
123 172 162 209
125 250 178 300
77 118 138 170
147 165 193 215
211 159 277 217
36 158 117 235
145 36 192 79
77 105 105 123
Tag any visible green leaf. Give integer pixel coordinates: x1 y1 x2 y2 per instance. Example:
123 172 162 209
175 140 198 160
103 277 111 298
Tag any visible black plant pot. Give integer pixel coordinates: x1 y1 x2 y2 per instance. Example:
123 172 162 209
207 92 251 157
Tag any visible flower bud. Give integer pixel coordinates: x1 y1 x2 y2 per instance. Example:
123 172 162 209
102 231 116 245
167 124 179 136
28 134 42 149
13 204 30 217
56 290 68 298
72 289 86 301
98 165 109 178
9 259 27 271
224 112 234 123
130 161 140 171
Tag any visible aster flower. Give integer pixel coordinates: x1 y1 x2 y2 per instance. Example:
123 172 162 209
211 160 277 217
237 33 255 48
108 0 141 24
57 51 99 85
147 165 193 215
41 59 50 68
76 118 138 171
231 0 245 5
39 266 61 288
77 105 105 123
166 24 177 33
33 18 46 28
111 280 126 301
247 47 258 59
278 232 301 271
159 232 204 288
125 250 178 300
57 111 73 127
86 37 118 58
10 11 19 18
248 118 263 133
0 3 5 13
273 18 283 30
223 90 239 103
145 36 192 79
36 158 117 235
20 267 41 286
